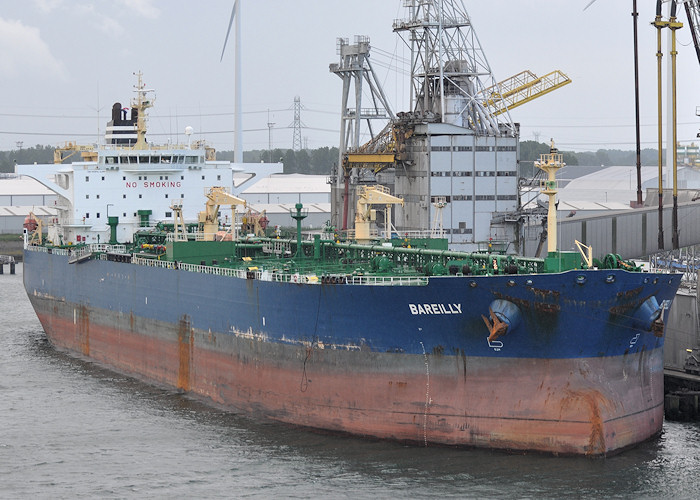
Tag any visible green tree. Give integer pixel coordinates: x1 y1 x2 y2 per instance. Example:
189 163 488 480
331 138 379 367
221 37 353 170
282 150 297 173
0 144 55 172
594 149 611 166
309 146 339 175
295 149 310 172
519 140 549 178
562 152 578 166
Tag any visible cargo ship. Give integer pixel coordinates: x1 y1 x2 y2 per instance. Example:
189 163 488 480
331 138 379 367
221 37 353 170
18 77 682 456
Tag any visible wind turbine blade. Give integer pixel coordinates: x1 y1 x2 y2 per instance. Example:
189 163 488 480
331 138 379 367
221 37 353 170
583 0 597 11
220 1 237 62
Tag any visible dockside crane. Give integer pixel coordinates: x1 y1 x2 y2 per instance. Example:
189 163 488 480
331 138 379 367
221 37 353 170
354 185 403 243
53 142 97 164
198 186 246 241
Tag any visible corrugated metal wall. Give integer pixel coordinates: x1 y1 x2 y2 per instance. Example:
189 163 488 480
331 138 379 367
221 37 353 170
665 289 700 371
525 202 700 259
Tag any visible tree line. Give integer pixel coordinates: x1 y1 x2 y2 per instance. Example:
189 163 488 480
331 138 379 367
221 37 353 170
0 145 55 173
0 144 340 176
216 147 339 175
519 141 662 177
1 142 664 177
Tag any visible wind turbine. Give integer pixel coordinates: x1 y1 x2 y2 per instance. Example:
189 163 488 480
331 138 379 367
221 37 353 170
221 1 242 164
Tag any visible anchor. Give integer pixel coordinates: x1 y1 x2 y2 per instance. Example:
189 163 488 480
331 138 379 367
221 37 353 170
482 307 509 342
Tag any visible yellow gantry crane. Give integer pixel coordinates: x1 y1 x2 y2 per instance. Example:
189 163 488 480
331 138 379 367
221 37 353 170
342 120 414 175
53 142 98 163
198 186 246 241
354 185 404 243
480 70 572 116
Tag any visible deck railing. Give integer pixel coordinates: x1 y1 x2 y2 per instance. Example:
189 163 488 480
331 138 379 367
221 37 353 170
28 242 676 286
127 255 427 285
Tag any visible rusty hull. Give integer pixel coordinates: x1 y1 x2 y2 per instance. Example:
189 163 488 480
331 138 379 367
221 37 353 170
31 293 663 456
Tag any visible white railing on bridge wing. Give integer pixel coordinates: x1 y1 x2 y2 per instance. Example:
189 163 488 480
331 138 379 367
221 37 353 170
26 245 71 256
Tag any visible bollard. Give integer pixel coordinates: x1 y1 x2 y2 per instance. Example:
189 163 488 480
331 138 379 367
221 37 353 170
0 263 3 275
10 262 15 274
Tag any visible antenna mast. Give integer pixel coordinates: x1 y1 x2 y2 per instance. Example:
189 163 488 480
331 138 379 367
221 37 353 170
132 71 154 150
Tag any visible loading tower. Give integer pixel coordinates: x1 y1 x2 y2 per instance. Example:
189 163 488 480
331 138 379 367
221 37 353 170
393 0 514 135
329 36 396 230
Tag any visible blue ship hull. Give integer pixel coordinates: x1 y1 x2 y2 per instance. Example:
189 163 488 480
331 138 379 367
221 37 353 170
23 246 682 455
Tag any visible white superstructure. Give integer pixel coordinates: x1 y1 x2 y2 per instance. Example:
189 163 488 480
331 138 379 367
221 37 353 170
15 74 239 245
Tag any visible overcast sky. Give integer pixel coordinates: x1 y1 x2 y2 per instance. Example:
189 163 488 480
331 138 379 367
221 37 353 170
1 0 699 154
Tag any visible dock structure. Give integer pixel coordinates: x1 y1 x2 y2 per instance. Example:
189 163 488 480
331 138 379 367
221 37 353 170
665 369 700 420
0 255 16 274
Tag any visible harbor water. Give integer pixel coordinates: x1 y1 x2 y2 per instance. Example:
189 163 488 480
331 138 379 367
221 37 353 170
1 264 699 499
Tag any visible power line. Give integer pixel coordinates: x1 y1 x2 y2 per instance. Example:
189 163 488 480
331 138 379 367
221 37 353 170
0 125 342 137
